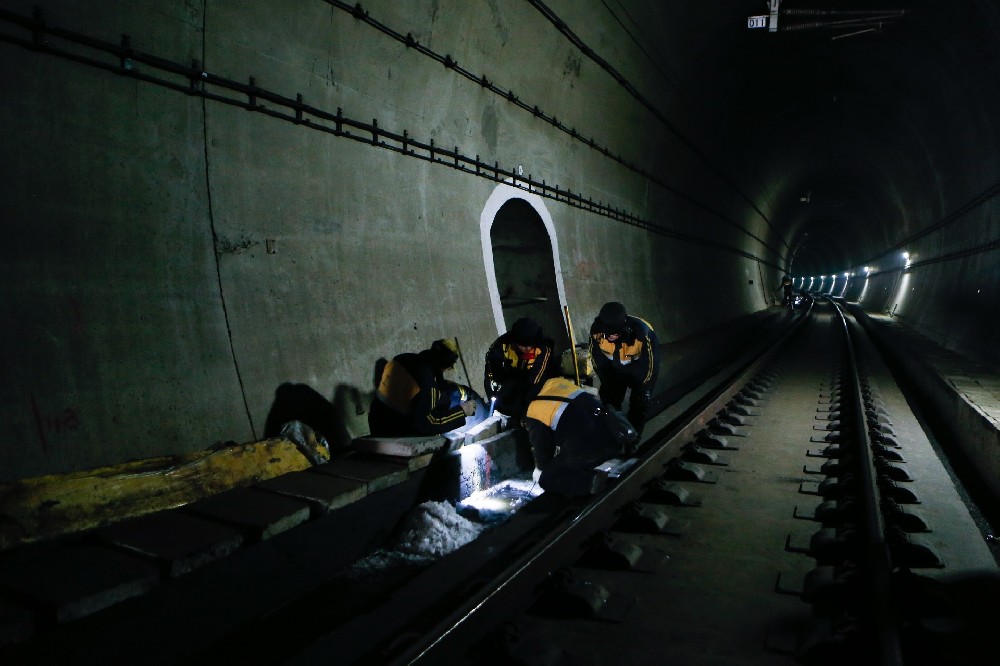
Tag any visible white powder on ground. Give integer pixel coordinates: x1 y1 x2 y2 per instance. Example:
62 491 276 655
388 500 485 559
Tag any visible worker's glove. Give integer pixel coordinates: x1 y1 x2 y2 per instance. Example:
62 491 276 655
461 399 477 416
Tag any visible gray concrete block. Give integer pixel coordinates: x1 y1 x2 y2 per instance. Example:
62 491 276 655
256 471 367 516
97 511 245 577
0 545 160 624
181 486 311 540
310 453 408 493
352 435 447 457
0 597 35 645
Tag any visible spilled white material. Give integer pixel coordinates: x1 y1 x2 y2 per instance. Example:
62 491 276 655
388 500 485 559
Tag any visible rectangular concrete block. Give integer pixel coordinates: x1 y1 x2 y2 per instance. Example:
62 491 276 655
0 597 35 645
0 545 160 624
352 434 447 457
180 486 311 540
256 471 367 516
310 453 408 493
97 511 245 577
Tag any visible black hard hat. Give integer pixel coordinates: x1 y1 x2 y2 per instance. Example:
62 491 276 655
597 301 628 332
509 317 542 345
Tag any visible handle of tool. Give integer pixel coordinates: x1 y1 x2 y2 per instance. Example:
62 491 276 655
564 305 581 386
454 337 472 388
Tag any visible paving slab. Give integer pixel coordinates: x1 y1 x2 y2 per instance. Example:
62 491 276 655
97 511 245 577
310 453 408 493
352 434 447 457
180 486 311 540
256 470 367 516
0 545 160 623
0 598 34 645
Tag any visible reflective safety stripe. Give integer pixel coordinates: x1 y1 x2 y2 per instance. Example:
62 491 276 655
592 333 643 364
527 377 586 430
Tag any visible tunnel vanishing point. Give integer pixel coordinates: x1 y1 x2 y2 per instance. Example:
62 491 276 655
2 2 999 496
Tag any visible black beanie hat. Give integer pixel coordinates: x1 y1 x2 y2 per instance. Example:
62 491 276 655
509 317 542 345
429 338 459 368
597 301 628 332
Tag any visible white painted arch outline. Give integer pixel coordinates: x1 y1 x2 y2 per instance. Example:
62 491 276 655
480 183 567 336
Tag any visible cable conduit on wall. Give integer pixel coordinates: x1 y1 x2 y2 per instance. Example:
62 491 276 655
0 8 783 270
323 0 782 258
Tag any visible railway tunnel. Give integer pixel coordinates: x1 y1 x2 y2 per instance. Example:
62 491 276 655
2 1 1000 663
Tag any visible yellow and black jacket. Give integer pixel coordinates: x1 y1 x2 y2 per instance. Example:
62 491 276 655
589 315 659 387
483 333 555 416
523 377 620 495
368 351 466 436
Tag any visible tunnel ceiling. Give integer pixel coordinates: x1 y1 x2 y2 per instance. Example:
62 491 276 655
639 0 1000 277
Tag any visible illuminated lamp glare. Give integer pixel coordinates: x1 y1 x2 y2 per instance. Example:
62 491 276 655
859 278 870 302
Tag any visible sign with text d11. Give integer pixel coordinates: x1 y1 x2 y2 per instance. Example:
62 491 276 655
747 15 768 29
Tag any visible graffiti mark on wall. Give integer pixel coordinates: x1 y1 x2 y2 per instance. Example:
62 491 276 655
29 394 81 452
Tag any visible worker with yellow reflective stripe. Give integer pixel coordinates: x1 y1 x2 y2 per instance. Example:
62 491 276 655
368 339 481 437
589 301 660 434
484 317 556 418
522 376 622 496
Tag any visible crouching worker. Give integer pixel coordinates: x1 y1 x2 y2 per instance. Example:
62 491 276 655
484 317 556 419
369 338 486 437
522 377 625 497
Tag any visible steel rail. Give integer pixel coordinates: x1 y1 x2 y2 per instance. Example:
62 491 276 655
389 308 813 664
830 299 904 666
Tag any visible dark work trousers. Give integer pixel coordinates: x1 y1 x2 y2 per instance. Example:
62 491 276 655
527 396 619 497
598 370 654 433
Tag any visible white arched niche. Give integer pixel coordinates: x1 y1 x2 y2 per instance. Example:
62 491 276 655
480 183 568 336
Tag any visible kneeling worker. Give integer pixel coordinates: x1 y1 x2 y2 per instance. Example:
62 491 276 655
369 338 482 437
484 317 556 419
522 376 626 497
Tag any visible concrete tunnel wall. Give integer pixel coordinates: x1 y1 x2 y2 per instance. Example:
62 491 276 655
5 2 998 485
1 1 777 481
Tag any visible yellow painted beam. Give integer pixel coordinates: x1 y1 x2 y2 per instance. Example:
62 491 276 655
0 435 330 551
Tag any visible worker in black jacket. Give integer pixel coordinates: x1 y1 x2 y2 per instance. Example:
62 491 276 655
483 317 555 418
522 376 622 496
589 301 660 434
368 339 480 437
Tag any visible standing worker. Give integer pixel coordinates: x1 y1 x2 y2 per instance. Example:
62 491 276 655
522 376 624 496
776 276 793 306
369 338 483 437
589 301 660 434
484 317 556 418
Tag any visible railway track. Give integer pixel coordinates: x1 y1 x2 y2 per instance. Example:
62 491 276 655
286 299 997 666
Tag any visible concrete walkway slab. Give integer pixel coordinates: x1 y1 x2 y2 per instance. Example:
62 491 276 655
180 486 311 540
97 511 245 577
257 470 367 516
0 545 160 623
311 453 408 493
